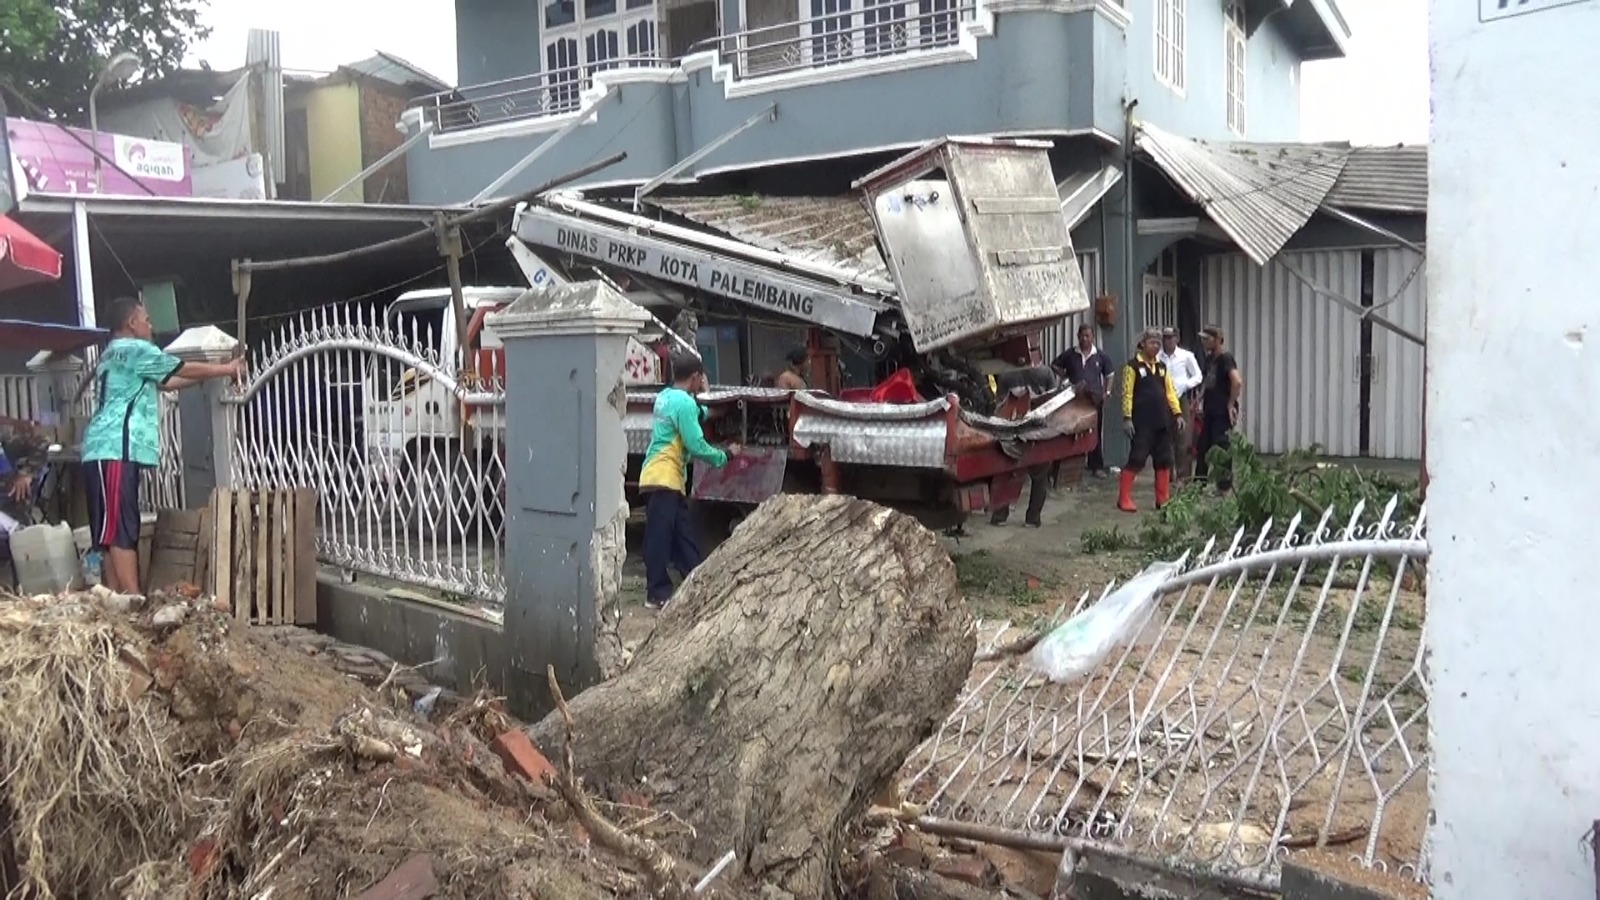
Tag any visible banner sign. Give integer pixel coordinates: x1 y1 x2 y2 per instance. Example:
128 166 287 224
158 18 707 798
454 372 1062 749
516 206 881 338
5 116 193 197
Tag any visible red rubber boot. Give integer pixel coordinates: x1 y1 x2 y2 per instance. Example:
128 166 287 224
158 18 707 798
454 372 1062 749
1117 468 1138 513
1155 468 1172 509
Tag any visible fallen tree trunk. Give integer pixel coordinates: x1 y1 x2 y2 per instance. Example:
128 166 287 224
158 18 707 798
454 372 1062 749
527 494 974 899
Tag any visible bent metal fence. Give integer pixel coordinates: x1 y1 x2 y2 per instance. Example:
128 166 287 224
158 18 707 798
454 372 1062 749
222 305 507 603
900 497 1430 893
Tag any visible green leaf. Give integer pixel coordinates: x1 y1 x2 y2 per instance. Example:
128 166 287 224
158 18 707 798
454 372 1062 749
0 0 212 121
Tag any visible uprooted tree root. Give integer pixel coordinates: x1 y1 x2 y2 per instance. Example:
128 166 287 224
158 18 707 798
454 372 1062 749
0 592 647 900
0 604 195 899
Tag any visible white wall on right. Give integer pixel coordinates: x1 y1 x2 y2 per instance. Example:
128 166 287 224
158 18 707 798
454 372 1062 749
1427 2 1600 899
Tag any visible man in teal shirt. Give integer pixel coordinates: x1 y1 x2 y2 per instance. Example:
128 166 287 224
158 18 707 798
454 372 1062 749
82 297 243 593
638 355 739 610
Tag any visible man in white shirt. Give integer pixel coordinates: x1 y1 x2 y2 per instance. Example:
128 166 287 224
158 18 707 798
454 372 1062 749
1159 327 1204 479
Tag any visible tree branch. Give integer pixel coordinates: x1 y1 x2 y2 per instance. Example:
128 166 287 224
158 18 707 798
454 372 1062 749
545 665 694 899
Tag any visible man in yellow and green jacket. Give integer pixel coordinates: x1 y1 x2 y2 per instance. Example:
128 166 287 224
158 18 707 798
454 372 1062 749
1118 329 1185 514
640 355 740 610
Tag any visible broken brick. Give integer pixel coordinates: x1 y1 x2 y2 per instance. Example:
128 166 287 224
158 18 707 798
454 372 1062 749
931 854 996 888
187 837 220 880
125 671 154 702
491 730 556 784
617 789 651 810
354 853 438 900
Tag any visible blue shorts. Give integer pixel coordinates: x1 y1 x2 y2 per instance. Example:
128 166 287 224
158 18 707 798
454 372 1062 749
83 460 146 551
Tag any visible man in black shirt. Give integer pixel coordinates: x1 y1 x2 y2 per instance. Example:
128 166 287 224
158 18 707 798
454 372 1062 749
1051 324 1115 478
1196 325 1243 491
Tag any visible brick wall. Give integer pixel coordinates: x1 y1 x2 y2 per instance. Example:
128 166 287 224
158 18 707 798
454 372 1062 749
358 83 413 204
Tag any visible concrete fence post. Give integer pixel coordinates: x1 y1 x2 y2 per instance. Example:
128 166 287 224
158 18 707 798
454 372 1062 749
487 282 650 717
164 326 241 506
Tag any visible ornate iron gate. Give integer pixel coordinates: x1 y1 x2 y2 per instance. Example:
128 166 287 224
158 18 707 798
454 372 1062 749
901 497 1430 892
222 305 508 603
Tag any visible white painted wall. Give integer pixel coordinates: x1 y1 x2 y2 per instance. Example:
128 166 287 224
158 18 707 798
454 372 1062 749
1427 3 1600 899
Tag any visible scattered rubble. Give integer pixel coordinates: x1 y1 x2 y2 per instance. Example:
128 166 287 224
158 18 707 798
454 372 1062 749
0 585 733 899
0 495 1009 900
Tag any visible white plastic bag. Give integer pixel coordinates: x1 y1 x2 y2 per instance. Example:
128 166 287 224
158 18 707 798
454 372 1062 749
1025 561 1180 684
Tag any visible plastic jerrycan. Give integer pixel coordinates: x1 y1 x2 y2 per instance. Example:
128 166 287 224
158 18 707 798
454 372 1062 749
10 522 81 594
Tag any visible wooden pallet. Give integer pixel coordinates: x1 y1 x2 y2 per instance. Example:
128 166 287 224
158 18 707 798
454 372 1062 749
210 488 318 625
144 507 213 594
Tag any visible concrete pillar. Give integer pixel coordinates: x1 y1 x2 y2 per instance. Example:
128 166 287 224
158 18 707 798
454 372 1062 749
487 281 650 717
1428 2 1600 897
164 325 240 506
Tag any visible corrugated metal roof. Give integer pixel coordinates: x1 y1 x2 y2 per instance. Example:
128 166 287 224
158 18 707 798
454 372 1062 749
342 52 450 92
648 195 891 285
1134 122 1350 265
1057 163 1123 231
1324 146 1428 214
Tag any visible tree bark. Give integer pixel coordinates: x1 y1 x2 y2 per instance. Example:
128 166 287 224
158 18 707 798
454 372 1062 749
527 494 974 899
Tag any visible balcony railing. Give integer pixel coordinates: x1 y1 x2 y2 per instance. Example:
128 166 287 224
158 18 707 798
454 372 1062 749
417 56 670 133
414 2 980 134
708 1 979 80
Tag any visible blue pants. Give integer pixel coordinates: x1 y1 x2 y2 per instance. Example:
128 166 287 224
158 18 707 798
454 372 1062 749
644 489 702 603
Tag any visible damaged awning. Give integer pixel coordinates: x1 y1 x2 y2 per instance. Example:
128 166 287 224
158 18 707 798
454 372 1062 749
648 195 892 287
1134 122 1349 265
1057 163 1122 231
513 198 890 337
645 157 1119 289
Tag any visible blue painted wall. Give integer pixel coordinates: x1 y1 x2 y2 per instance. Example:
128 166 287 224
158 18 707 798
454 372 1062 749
1116 0 1302 142
456 0 545 87
410 10 1102 204
408 78 681 204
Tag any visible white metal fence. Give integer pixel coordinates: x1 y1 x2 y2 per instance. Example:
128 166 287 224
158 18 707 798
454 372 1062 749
902 497 1429 892
222 305 508 603
0 375 42 422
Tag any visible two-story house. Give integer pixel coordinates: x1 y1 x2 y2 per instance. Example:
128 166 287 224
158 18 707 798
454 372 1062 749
398 0 1357 438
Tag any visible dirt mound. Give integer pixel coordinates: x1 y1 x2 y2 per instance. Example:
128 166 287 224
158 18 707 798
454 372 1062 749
0 589 638 900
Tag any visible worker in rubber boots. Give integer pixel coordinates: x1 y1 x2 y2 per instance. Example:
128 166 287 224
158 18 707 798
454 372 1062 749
639 355 740 611
1117 329 1185 514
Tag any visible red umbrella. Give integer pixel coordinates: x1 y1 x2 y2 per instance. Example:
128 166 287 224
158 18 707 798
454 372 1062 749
0 213 62 291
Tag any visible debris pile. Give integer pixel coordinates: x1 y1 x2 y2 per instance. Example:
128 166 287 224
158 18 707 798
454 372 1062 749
0 495 985 899
0 586 672 899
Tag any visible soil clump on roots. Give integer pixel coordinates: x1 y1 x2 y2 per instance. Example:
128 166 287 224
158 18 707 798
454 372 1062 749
0 588 635 899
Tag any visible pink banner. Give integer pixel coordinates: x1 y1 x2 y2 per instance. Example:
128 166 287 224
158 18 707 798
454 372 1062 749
5 116 193 198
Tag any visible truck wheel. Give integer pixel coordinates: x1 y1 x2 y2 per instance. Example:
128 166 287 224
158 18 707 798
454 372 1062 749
698 501 752 552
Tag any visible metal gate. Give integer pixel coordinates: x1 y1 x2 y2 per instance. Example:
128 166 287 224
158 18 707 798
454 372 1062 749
1369 248 1427 460
900 497 1430 892
1201 250 1365 457
222 305 508 603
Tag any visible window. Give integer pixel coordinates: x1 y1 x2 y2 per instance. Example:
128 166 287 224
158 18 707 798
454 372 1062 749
541 0 657 112
1224 0 1246 135
1142 248 1179 330
799 0 962 68
1153 0 1185 93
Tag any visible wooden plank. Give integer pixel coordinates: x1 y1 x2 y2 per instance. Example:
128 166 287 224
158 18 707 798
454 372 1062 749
212 490 233 617
293 488 318 625
196 505 213 598
234 491 252 622
272 490 289 624
253 491 270 623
